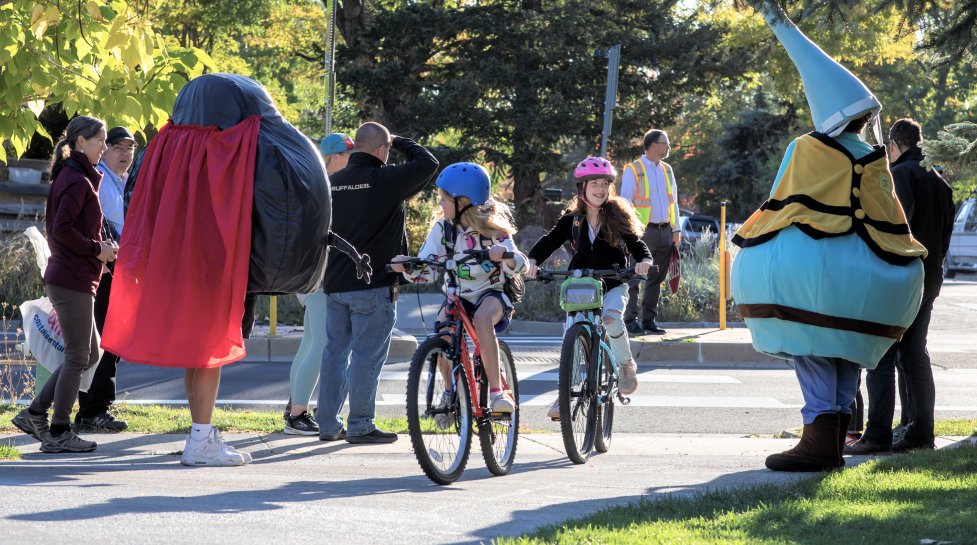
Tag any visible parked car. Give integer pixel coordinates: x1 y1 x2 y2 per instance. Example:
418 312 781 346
945 197 977 278
677 213 721 255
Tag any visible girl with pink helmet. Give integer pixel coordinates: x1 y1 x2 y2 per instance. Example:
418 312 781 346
525 157 655 419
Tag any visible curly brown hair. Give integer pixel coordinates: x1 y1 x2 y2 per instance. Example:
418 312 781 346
563 181 645 247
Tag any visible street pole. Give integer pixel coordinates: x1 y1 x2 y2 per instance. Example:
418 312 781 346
323 0 338 135
599 44 621 159
719 202 726 330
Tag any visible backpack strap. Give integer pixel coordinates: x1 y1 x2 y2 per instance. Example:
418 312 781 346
570 215 581 261
64 158 87 176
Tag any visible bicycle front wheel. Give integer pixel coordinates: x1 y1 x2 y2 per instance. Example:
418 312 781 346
479 340 519 476
595 343 614 453
407 336 473 485
559 323 597 464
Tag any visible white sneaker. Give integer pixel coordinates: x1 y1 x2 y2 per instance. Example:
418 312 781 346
547 398 560 420
212 429 252 464
180 430 250 467
489 391 516 414
618 358 639 395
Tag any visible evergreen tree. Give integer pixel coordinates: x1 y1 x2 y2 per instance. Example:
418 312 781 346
336 0 755 225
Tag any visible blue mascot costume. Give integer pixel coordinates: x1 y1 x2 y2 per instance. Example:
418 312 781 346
731 6 928 472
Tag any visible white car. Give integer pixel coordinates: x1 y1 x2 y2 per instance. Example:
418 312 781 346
945 197 977 278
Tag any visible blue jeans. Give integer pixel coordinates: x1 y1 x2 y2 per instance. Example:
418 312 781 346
315 287 396 437
793 355 860 425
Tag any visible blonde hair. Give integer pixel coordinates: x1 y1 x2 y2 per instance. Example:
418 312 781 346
564 181 645 246
436 188 517 239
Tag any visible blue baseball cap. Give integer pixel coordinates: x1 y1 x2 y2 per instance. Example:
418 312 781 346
319 133 354 157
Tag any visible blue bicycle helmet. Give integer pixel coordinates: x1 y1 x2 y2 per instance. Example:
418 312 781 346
435 162 491 207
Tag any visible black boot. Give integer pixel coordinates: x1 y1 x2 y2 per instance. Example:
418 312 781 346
766 413 843 472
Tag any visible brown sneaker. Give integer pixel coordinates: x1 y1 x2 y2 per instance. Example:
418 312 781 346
618 359 639 395
844 437 892 455
546 398 560 420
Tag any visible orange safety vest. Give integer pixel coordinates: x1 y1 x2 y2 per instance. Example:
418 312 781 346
624 158 677 228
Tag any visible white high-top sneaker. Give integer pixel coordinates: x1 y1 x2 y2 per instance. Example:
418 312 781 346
212 429 252 464
180 429 250 467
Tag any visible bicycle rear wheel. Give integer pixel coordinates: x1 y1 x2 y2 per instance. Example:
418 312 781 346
479 340 519 476
559 323 597 464
595 343 614 453
407 336 473 485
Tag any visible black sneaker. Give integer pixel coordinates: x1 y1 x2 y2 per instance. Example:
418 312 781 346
284 412 320 436
319 428 347 442
12 408 49 441
641 321 666 334
346 429 398 444
625 321 645 335
75 412 128 431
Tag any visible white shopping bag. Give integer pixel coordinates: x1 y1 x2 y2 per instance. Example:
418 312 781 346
20 297 101 392
19 227 101 391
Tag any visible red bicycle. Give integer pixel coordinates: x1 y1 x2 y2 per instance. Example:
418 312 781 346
386 249 519 485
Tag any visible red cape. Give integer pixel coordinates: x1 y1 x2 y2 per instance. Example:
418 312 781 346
102 116 261 368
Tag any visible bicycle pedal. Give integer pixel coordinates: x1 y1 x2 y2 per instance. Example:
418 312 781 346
488 411 511 419
550 417 560 422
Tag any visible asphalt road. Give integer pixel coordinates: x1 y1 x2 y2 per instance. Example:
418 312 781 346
3 278 975 435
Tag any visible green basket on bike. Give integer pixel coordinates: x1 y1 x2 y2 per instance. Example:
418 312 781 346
559 276 603 312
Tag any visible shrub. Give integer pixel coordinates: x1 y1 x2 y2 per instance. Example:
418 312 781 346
0 232 45 320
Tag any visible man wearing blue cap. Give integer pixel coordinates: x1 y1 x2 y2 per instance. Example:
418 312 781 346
731 5 927 472
282 132 356 435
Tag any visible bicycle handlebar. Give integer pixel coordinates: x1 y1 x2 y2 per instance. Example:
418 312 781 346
385 249 515 273
528 265 657 284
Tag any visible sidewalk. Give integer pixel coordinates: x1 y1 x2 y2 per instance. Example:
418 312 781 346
2 431 971 545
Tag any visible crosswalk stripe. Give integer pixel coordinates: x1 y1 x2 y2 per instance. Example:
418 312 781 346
377 371 741 384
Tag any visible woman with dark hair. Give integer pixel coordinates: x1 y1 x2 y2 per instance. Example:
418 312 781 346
12 115 119 453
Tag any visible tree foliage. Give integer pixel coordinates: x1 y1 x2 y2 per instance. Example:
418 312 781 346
337 0 755 225
0 0 214 164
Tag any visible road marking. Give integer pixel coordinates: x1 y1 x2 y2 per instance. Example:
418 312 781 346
377 371 741 383
951 303 977 311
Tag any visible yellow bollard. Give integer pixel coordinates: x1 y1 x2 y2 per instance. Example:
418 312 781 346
269 296 277 337
719 202 726 330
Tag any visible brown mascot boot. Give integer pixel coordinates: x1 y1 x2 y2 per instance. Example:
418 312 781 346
766 413 842 472
837 412 852 468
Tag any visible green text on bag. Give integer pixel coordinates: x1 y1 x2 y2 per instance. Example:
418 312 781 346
559 277 603 312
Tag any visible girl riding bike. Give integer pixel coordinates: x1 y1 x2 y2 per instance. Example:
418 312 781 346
526 157 654 418
391 162 528 414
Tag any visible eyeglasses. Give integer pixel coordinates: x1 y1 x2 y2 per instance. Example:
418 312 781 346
111 145 137 153
655 141 671 149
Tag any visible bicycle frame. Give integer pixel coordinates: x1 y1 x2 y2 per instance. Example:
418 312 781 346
425 263 512 420
565 310 619 405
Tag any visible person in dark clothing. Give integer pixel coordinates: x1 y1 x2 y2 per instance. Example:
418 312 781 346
847 118 955 455
75 126 137 431
527 157 653 419
316 122 438 444
12 116 119 453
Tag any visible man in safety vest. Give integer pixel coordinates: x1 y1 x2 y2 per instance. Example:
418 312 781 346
621 129 681 334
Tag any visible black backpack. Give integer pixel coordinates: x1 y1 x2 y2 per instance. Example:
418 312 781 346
442 219 525 304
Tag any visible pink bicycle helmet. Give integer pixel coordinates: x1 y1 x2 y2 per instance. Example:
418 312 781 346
573 156 617 183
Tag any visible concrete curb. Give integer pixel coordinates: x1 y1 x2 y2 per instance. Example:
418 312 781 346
507 319 747 335
242 329 418 363
629 339 783 364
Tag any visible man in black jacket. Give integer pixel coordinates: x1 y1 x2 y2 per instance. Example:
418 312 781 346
316 122 438 444
847 119 955 455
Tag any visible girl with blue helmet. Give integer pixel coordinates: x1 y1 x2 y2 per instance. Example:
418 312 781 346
390 162 528 415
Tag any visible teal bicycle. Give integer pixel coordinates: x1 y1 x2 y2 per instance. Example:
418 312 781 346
533 265 653 464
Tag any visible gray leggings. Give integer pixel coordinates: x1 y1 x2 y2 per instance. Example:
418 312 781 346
30 283 100 426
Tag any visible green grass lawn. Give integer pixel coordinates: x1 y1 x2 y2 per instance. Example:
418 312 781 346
499 444 977 545
0 403 545 435
935 418 977 437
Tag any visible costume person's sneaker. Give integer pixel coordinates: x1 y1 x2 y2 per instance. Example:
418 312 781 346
181 430 250 467
489 391 516 413
12 408 49 441
40 429 97 453
284 412 320 436
618 359 639 395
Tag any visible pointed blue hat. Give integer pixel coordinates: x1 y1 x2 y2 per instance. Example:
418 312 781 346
762 5 881 135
